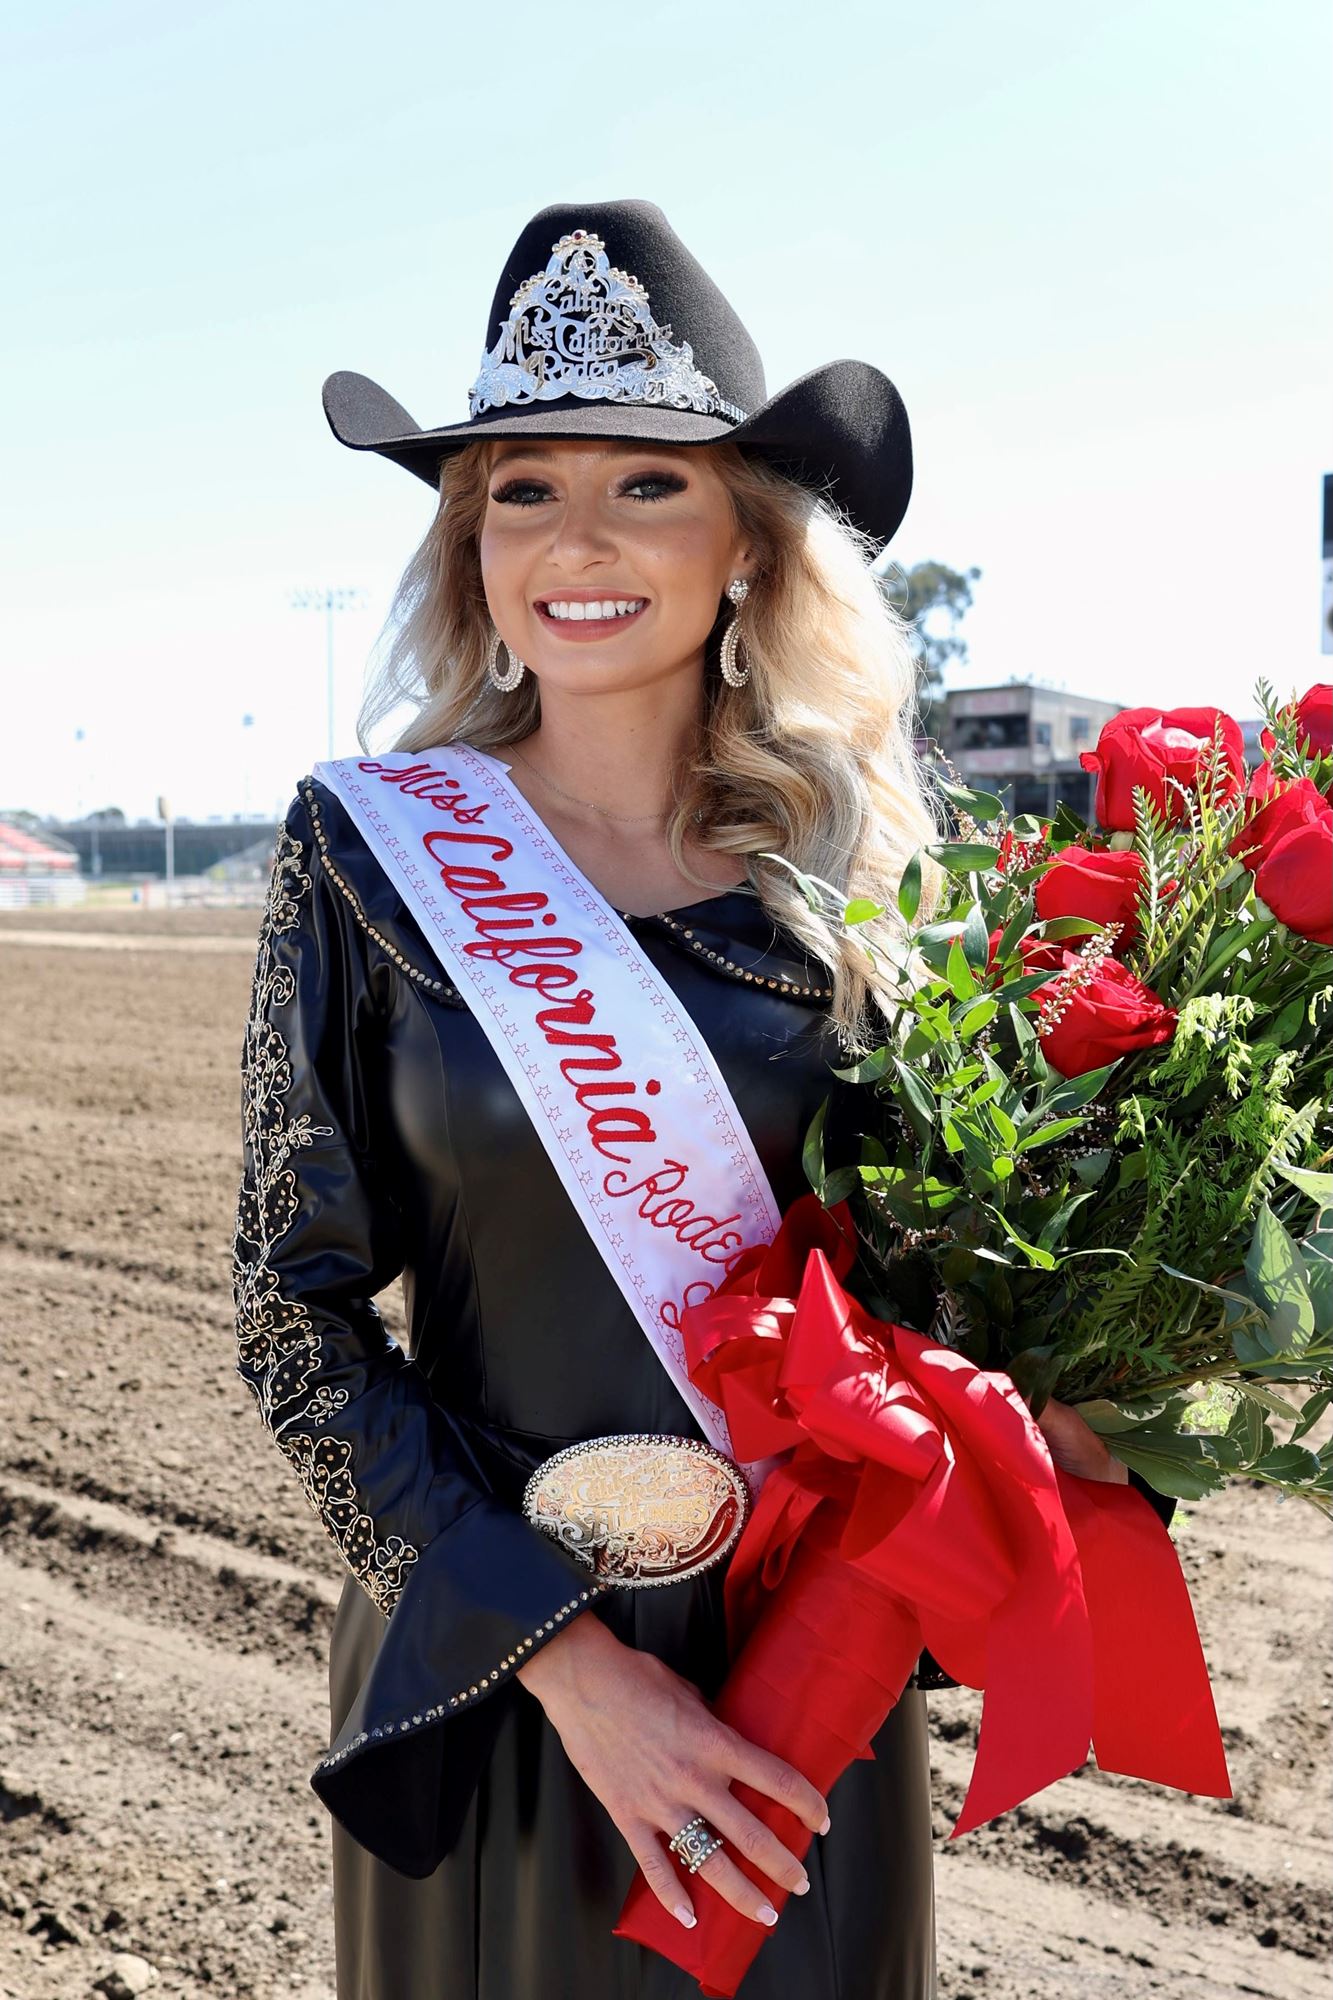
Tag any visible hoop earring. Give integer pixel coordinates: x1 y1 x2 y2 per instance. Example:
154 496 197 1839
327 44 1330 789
720 577 750 689
486 627 527 692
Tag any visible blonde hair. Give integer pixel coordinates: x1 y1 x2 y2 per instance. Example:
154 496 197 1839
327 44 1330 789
357 440 941 1054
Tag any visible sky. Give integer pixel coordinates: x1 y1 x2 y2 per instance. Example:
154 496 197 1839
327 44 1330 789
2 0 1329 825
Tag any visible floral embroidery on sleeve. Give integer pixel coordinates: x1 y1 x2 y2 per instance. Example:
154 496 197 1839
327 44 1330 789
232 822 419 1616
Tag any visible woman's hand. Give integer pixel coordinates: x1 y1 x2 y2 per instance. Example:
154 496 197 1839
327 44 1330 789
1036 1395 1129 1484
515 1611 828 1932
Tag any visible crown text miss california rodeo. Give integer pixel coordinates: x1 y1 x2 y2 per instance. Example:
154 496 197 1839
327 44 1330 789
231 198 1147 2000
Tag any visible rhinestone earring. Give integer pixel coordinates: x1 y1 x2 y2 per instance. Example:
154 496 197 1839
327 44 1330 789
720 577 751 689
486 627 527 692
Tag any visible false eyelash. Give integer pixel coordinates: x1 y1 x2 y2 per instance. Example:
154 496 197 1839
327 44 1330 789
489 470 689 508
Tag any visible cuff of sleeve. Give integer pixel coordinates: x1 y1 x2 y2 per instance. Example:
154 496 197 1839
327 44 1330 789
1126 1466 1179 1532
311 1499 609 1877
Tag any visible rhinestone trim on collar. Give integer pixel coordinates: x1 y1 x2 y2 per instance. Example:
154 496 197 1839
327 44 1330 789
469 230 748 426
300 777 831 1006
301 780 459 1001
648 911 834 1004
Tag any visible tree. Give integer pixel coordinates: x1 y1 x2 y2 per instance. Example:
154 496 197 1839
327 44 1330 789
877 560 982 696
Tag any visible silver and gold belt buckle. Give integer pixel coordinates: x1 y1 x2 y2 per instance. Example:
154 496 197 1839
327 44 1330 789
520 1433 749 1588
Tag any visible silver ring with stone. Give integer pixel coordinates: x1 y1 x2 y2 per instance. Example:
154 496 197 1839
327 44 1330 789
668 1814 725 1874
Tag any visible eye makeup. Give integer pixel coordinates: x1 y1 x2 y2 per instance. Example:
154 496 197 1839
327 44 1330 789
489 467 690 507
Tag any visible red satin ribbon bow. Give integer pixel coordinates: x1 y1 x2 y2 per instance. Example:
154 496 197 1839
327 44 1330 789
614 1192 1230 1997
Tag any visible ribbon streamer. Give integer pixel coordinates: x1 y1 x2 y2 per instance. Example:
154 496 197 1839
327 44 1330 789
614 1193 1230 1997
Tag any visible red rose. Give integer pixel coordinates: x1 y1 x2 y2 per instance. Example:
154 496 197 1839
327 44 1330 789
1247 760 1282 804
1079 707 1245 830
1252 816 1333 947
1033 847 1144 953
1228 775 1332 869
987 928 1065 974
1036 952 1177 1078
1261 683 1333 761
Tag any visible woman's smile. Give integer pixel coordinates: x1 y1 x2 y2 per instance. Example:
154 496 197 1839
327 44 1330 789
534 587 651 640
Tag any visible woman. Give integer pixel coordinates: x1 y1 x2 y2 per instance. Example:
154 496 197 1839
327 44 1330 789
232 199 1132 2000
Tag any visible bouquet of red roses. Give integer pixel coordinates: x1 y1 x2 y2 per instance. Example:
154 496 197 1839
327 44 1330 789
614 681 1328 1997
802 680 1333 1505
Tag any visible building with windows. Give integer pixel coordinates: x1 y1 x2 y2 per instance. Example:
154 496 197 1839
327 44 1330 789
932 683 1125 819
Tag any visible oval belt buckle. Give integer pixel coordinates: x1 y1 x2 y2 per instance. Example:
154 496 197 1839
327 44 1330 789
521 1433 750 1589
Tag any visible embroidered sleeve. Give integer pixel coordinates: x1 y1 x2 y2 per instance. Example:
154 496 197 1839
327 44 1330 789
232 816 420 1612
231 787 608 1876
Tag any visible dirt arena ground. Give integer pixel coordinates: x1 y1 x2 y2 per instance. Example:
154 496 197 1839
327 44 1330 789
1 906 1329 1999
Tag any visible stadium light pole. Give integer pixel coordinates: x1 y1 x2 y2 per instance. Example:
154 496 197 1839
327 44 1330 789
291 588 365 760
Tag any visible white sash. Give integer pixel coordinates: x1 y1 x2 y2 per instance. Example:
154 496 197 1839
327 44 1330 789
312 743 786 1486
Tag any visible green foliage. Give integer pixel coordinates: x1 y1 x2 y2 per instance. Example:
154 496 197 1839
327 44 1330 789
823 679 1333 1509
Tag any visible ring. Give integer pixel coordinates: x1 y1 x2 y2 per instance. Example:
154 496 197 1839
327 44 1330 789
668 1814 724 1875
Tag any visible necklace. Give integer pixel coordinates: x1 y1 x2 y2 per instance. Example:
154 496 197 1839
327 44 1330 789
508 745 671 823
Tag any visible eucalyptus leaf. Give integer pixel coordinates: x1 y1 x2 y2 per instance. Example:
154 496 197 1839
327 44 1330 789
1302 1226 1333 1334
946 939 978 1002
902 1021 941 1062
897 851 923 924
892 1059 937 1147
983 1204 1057 1269
1252 1442 1323 1483
1077 1394 1199 1436
833 1045 896 1084
1038 917 1102 941
1014 1115 1091 1152
1245 1204 1315 1346
1226 1393 1268 1465
992 971 1061 1006
954 1118 998 1176
957 997 999 1040
1106 1438 1232 1501
1036 1189 1094 1253
1044 1063 1119 1115
935 776 1004 823
820 1165 863 1206
929 841 1002 873
1274 1162 1333 1204
916 928 961 975
801 1096 829 1197
1263 996 1310 1048
995 899 1036 964
1008 1002 1036 1050
1232 1380 1302 1421
962 903 991 971
1291 1385 1333 1443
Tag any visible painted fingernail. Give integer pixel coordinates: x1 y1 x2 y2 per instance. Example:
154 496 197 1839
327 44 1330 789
758 1903 779 1926
818 1813 831 1834
675 1905 697 1929
794 1874 810 1895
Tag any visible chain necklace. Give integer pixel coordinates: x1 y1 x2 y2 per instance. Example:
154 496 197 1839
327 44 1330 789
507 745 672 823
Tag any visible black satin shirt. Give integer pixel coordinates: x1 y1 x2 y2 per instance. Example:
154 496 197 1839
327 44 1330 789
232 773 863 1875
232 771 1172 1879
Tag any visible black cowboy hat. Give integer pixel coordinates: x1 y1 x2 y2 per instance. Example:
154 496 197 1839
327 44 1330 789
322 199 913 552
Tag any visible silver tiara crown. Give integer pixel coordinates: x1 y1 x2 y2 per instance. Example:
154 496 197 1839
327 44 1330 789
468 230 749 426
